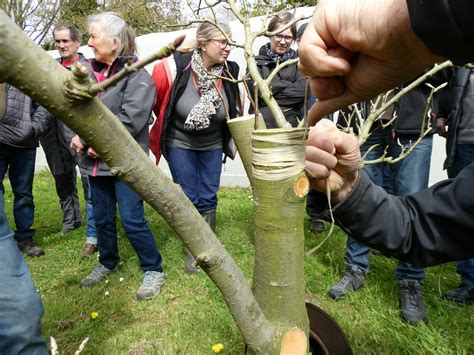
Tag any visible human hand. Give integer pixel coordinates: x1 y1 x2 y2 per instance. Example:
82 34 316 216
298 0 444 125
436 117 447 138
87 147 100 159
305 119 361 203
70 135 84 155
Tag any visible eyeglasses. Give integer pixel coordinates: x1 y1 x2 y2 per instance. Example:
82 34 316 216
274 34 293 43
212 39 234 50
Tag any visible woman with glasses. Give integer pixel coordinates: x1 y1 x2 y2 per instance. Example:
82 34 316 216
150 21 241 274
248 10 306 128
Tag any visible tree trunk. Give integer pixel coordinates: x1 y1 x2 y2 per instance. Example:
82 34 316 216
251 128 310 354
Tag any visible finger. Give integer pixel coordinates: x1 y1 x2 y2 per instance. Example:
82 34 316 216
308 76 345 101
305 160 331 180
299 46 351 79
307 92 358 126
307 122 336 153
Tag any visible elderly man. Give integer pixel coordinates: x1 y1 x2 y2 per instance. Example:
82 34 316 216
39 24 97 256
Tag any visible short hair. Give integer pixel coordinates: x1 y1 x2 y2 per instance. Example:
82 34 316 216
53 24 82 42
267 10 297 40
195 21 232 49
86 12 136 56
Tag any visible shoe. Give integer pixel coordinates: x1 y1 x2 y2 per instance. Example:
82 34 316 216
59 222 82 236
82 243 98 257
201 210 216 232
398 279 428 324
184 247 199 274
443 283 474 304
309 218 325 234
136 271 165 300
328 265 365 300
16 237 44 257
80 264 117 287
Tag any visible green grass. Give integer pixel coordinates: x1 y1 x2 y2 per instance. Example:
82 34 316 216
3 170 473 354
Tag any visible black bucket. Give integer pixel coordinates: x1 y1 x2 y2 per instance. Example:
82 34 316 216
306 302 352 355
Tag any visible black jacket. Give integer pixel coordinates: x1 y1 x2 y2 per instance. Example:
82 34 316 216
39 53 89 175
407 0 474 65
0 84 51 148
332 165 474 267
161 51 241 160
328 1 474 266
248 45 306 128
77 56 156 177
437 67 471 170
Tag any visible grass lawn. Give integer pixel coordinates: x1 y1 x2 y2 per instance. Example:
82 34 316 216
3 170 473 354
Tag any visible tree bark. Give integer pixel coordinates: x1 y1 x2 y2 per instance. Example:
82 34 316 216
0 11 278 353
251 128 310 354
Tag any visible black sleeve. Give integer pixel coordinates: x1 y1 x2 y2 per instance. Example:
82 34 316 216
436 68 455 120
332 165 474 267
406 0 474 64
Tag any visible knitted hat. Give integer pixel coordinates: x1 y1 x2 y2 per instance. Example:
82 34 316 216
296 22 308 40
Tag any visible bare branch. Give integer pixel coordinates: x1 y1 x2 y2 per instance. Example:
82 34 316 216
358 60 453 146
264 57 298 85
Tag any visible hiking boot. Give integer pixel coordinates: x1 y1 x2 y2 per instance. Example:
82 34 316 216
398 279 428 324
184 247 199 274
136 271 165 300
443 283 474 304
17 237 44 257
82 243 98 257
328 265 365 300
309 218 325 234
80 264 117 287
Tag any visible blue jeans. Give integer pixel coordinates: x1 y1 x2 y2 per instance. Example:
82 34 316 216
89 176 163 272
167 147 223 213
345 126 432 282
81 175 97 245
0 144 36 240
0 191 47 354
447 144 474 286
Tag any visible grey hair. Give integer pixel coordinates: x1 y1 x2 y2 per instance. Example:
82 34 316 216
53 24 81 42
195 21 232 49
86 12 136 56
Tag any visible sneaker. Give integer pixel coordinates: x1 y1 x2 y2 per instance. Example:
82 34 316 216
328 265 365 300
136 271 165 300
80 264 117 287
309 218 325 234
82 243 98 257
443 283 474 304
16 237 44 257
398 279 428 324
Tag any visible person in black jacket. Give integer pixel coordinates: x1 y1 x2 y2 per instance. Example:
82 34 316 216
39 24 94 243
298 0 474 267
248 10 306 128
436 67 474 304
0 84 51 257
45 24 98 257
150 21 241 274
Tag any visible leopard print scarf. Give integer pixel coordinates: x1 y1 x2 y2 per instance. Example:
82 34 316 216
184 50 224 131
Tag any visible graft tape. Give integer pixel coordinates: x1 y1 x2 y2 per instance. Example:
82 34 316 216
252 129 307 181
